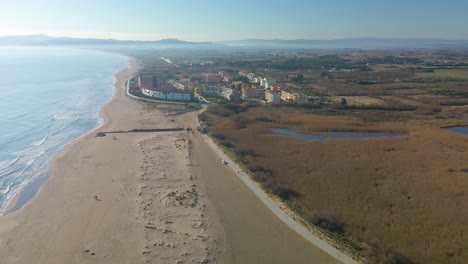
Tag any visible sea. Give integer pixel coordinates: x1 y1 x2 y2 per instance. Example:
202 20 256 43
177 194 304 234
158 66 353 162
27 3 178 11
0 46 128 214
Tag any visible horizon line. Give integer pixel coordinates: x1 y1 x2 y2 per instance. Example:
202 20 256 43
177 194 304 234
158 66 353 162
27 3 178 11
1 34 468 43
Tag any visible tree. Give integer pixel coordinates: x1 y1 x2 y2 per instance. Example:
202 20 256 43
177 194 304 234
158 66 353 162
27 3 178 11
292 74 305 82
360 65 372 71
232 75 250 84
340 98 348 105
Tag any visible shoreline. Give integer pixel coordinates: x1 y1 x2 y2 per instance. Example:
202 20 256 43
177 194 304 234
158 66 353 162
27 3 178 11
3 174 49 215
0 56 222 263
1 57 135 216
3 185 24 214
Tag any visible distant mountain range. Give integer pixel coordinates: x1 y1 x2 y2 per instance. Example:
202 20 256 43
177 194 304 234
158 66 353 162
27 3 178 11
216 38 468 49
0 35 210 46
1 35 467 49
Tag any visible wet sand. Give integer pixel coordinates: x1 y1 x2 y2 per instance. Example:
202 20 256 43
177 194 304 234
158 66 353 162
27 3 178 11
4 174 49 215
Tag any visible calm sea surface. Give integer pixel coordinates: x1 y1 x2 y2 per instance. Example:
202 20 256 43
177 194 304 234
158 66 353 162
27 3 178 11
0 47 127 213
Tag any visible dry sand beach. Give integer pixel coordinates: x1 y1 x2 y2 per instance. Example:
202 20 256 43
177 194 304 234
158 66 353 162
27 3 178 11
0 59 221 264
0 58 345 264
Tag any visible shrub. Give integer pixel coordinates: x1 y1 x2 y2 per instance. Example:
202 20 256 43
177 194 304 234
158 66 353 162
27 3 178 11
255 116 273 122
211 132 226 140
253 170 272 182
307 209 345 234
233 115 254 129
221 140 235 148
198 112 208 121
207 104 235 117
272 183 299 200
222 102 252 114
370 240 414 264
247 163 264 172
264 181 299 200
330 103 416 111
237 147 257 157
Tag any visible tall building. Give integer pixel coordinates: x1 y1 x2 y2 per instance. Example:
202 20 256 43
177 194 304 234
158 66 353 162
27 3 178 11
241 87 265 99
138 75 167 89
153 75 166 89
138 76 154 88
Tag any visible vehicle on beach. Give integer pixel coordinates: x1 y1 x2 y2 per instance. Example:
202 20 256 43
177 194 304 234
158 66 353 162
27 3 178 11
222 160 228 164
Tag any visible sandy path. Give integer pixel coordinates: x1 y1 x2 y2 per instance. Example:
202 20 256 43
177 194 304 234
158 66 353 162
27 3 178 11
0 59 220 264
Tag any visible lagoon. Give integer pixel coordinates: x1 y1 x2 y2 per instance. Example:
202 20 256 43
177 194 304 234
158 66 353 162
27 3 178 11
444 126 468 135
271 128 407 141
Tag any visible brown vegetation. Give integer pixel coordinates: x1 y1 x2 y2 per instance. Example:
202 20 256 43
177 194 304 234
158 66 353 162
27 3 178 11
200 104 468 264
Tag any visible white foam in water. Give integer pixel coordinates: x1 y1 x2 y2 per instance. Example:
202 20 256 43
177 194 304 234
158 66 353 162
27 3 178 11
0 185 9 195
0 157 21 173
51 108 71 121
31 137 47 147
0 47 127 213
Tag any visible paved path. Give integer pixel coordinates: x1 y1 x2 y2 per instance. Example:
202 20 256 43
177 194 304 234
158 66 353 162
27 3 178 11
202 134 359 264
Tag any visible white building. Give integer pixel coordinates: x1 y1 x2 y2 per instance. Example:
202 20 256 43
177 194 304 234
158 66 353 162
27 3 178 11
142 88 194 101
203 86 235 101
265 90 281 104
246 73 256 83
281 90 294 102
280 90 308 103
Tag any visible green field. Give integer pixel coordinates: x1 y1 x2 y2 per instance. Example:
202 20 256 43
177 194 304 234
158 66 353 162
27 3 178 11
393 88 428 95
416 69 468 80
386 82 430 88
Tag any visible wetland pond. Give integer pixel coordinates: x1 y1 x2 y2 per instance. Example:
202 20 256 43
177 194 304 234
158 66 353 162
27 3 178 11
444 126 468 135
271 128 407 141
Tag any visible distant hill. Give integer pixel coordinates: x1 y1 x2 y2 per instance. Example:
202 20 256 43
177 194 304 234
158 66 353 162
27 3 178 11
0 35 212 46
216 38 468 49
2 35 467 49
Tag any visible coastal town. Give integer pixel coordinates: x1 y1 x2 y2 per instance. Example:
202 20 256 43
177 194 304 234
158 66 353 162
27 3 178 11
131 59 323 105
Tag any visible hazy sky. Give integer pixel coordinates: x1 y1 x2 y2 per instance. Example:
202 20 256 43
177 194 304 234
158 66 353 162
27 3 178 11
1 0 467 41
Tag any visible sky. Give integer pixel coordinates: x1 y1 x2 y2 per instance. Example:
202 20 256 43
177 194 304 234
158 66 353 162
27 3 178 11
0 0 468 41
